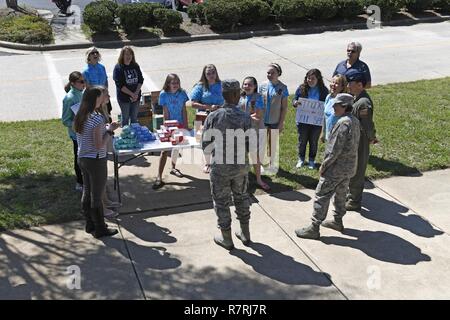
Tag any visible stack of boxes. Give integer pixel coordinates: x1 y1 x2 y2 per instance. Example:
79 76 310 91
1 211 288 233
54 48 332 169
138 92 153 130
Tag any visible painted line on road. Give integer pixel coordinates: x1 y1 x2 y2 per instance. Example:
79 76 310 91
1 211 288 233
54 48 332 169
44 53 65 117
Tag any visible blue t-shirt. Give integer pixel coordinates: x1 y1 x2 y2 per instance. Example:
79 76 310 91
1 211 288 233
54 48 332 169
190 82 224 106
295 86 321 100
323 94 339 141
333 59 371 84
159 90 189 125
82 63 108 86
259 81 289 124
239 93 264 114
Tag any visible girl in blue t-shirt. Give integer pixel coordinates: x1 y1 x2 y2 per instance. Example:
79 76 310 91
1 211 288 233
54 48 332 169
153 74 190 189
293 69 329 170
190 64 224 113
321 74 348 143
190 64 224 173
258 63 289 173
239 76 270 191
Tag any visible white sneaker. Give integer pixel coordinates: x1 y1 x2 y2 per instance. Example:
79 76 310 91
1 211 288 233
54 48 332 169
295 159 305 169
308 160 316 169
104 208 119 218
75 183 83 192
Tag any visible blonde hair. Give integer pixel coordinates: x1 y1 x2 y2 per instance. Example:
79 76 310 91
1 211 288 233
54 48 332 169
85 46 101 64
332 74 348 94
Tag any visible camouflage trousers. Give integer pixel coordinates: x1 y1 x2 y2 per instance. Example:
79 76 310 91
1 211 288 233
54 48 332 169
348 137 370 205
312 175 351 226
210 167 251 230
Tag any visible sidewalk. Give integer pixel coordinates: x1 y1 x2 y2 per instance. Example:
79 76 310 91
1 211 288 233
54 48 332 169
1 169 449 299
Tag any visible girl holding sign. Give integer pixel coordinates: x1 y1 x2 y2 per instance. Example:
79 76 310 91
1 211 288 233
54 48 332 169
293 69 329 169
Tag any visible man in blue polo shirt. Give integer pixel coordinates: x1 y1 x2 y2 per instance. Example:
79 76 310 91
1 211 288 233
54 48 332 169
333 42 372 89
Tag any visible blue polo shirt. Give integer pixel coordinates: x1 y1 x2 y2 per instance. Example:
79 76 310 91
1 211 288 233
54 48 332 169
333 59 371 84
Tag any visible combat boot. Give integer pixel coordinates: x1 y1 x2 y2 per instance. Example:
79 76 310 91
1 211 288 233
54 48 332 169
345 200 361 211
295 223 320 240
90 207 118 239
322 217 344 232
235 223 251 245
214 228 234 250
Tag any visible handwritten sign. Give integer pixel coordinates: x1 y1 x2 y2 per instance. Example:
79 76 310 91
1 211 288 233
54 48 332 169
295 98 324 126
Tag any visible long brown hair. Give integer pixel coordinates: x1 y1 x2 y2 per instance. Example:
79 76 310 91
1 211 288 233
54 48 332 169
198 64 220 90
163 73 182 92
117 46 137 65
300 69 328 99
73 86 104 134
64 71 83 93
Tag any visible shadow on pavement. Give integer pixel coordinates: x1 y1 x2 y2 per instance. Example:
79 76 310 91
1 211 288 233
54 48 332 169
358 192 444 238
117 215 177 244
230 242 332 286
320 228 431 265
369 155 422 177
0 225 144 299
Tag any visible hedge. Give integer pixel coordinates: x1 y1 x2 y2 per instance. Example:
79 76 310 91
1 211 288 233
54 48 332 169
334 0 365 19
433 0 450 11
238 0 271 25
305 0 338 20
203 0 241 31
117 4 149 33
363 0 406 21
154 8 183 31
405 0 434 12
83 0 116 33
272 0 308 23
0 15 53 44
187 3 206 25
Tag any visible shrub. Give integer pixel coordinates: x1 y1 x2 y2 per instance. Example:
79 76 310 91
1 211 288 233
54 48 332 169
204 0 241 31
117 3 148 33
334 0 365 19
433 0 450 11
272 0 308 23
154 8 183 31
363 0 406 21
305 0 338 20
140 2 165 26
0 15 53 44
187 2 207 25
238 0 271 25
97 0 118 17
83 1 115 33
405 0 434 12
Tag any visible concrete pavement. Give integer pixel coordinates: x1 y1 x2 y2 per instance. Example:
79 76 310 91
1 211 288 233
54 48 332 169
1 168 449 299
1 21 450 122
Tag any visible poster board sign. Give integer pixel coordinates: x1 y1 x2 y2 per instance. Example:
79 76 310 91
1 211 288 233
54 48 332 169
295 98 324 126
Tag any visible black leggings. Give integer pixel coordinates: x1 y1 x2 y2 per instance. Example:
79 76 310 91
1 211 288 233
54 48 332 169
72 139 83 185
78 157 107 209
297 123 322 161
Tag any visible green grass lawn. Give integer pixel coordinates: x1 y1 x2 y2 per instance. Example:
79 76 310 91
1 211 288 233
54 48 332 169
1 77 449 231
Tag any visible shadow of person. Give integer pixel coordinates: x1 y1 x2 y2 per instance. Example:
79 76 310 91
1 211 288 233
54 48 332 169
358 193 444 238
230 242 331 286
320 228 431 265
101 236 182 271
369 155 422 177
117 216 177 244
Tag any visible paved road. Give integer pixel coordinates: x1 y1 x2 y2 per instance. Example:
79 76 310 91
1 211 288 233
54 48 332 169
0 21 450 122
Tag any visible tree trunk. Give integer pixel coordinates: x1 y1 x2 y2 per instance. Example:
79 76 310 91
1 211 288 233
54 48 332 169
6 0 19 9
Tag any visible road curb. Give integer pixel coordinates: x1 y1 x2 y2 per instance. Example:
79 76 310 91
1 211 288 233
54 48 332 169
0 15 449 51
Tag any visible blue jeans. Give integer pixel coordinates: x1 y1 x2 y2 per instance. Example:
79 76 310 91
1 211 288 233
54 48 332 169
118 101 139 126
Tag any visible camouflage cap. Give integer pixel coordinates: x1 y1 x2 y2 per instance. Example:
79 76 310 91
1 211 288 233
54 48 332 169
221 79 240 93
333 93 354 107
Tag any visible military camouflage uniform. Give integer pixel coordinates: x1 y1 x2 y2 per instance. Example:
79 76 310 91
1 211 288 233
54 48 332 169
202 103 254 230
347 90 376 207
311 113 360 225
